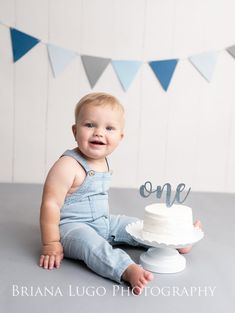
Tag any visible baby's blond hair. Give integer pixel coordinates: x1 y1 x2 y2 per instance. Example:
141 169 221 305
74 92 124 123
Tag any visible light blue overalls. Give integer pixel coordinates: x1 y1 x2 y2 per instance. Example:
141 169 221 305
59 149 141 283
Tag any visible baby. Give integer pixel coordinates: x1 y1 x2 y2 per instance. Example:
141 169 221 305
39 92 153 295
39 92 198 295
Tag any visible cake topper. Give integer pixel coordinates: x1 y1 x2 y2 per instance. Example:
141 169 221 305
139 182 191 207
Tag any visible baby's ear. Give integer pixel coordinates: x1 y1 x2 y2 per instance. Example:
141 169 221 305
120 133 124 140
72 124 76 137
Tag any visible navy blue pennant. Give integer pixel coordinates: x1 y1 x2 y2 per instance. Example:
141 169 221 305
10 28 40 62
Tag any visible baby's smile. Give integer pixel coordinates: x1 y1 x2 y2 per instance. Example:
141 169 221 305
89 140 106 146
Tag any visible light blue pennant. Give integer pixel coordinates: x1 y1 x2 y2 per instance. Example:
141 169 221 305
10 27 40 62
112 60 142 91
47 44 78 77
188 51 218 82
81 55 111 88
148 59 179 91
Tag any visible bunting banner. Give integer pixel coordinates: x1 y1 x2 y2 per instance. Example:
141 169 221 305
1 22 235 92
226 45 235 58
112 60 142 91
47 44 77 77
10 27 40 62
81 55 111 88
149 59 178 91
189 51 218 82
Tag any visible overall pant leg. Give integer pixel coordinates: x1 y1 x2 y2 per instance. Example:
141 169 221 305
109 214 149 248
60 223 134 283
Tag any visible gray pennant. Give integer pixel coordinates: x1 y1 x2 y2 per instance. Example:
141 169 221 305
81 55 111 88
227 45 235 58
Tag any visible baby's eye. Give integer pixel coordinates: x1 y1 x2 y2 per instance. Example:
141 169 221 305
106 126 114 131
85 123 94 128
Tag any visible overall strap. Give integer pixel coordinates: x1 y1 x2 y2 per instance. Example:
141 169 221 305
61 149 91 173
105 157 110 171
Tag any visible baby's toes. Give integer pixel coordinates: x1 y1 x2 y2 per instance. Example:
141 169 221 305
133 286 142 295
140 276 147 285
178 246 192 254
194 220 202 229
144 271 154 281
134 281 145 295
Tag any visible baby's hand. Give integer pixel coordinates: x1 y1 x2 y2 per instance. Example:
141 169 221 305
39 242 64 270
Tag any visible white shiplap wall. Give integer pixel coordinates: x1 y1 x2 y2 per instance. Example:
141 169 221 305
1 0 235 193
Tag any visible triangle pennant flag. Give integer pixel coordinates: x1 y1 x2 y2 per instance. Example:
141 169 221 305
47 44 78 77
112 60 142 91
226 45 235 58
10 27 40 62
81 55 111 88
148 59 178 91
188 51 218 82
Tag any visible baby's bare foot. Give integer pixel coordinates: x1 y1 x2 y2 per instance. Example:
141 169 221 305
178 220 202 254
122 264 154 295
178 245 192 254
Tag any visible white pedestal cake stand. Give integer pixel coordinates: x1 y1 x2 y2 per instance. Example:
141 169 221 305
126 220 204 274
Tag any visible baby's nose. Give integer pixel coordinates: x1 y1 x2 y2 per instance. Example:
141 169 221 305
94 128 104 136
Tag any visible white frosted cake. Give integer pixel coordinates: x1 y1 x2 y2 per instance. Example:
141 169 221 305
142 203 194 244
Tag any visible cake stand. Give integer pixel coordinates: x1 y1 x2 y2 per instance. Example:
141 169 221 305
126 220 204 274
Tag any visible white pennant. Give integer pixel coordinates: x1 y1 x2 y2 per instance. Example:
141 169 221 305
188 51 219 82
47 44 78 77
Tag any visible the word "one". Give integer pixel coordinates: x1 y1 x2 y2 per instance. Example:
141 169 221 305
139 182 191 207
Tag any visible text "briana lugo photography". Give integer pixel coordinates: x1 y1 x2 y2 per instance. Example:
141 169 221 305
11 284 216 297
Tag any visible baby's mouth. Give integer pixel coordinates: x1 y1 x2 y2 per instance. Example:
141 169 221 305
89 140 106 146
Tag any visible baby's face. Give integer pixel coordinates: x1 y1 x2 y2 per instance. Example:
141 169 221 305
73 104 124 160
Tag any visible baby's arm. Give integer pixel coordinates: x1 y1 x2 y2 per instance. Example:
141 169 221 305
39 157 77 270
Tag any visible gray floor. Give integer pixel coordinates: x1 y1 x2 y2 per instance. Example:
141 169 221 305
0 183 234 313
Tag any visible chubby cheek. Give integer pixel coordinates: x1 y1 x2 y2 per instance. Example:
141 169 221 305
108 136 122 148
77 128 90 140
74 135 85 147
